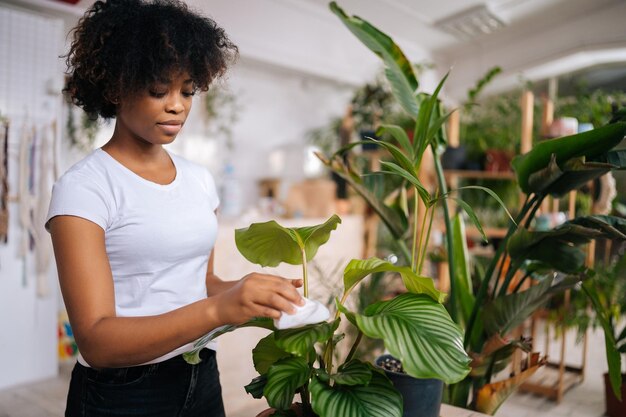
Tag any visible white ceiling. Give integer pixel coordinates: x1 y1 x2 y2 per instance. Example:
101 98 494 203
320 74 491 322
6 0 626 97
289 0 608 52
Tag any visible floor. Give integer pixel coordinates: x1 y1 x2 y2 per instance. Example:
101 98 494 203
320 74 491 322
0 326 608 417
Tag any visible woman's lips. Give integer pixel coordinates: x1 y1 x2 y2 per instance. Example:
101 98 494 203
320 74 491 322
157 122 183 135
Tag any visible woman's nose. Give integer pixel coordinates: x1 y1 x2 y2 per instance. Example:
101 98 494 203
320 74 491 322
165 93 185 114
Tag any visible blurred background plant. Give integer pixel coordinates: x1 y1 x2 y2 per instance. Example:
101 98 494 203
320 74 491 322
201 83 240 152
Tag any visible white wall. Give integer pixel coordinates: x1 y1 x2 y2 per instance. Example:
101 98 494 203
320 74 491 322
0 5 64 391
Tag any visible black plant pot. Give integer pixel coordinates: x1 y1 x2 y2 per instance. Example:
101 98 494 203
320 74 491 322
604 373 626 417
441 145 467 170
359 130 381 152
376 354 443 417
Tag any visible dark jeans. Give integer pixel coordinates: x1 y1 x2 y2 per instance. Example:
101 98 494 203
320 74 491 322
66 349 225 417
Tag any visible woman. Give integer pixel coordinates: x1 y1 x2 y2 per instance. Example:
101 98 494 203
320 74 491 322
46 1 303 415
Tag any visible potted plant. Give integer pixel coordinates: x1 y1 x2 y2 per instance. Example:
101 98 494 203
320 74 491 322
583 252 626 417
182 213 470 417
319 2 626 415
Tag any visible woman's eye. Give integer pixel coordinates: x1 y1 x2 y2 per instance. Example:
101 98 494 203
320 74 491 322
149 90 167 98
182 91 195 98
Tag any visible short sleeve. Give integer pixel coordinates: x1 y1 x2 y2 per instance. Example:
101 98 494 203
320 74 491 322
45 172 112 232
205 169 220 211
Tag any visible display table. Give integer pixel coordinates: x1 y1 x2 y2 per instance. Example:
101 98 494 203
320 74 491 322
441 404 491 416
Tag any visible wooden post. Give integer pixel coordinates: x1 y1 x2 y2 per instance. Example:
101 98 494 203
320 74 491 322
520 91 534 155
448 109 460 148
541 94 554 138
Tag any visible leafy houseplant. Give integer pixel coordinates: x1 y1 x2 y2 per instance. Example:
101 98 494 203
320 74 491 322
583 252 626 416
231 213 470 417
317 2 626 415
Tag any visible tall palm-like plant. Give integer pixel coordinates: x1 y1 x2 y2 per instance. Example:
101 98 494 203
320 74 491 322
322 2 626 414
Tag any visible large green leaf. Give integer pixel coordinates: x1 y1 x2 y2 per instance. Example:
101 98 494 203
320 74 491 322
569 215 626 238
263 356 310 410
342 293 471 384
253 334 291 375
235 215 341 267
527 155 615 197
507 228 588 273
297 214 343 259
512 121 626 193
245 375 267 399
507 217 626 273
183 317 275 364
274 319 339 357
330 359 373 386
330 2 419 119
451 214 474 328
310 367 402 417
590 149 626 168
342 257 445 303
483 275 582 336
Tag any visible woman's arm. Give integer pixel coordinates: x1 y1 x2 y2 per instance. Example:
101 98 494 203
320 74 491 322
50 215 303 369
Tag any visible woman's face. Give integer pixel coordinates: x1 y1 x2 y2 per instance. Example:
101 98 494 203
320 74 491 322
115 72 195 146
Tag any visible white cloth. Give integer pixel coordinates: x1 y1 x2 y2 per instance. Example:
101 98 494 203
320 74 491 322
274 298 330 330
46 148 220 366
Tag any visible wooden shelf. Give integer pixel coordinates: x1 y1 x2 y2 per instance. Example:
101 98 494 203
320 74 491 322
444 169 516 180
519 362 584 401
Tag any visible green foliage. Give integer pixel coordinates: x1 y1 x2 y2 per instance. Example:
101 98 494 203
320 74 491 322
340 293 471 384
66 104 101 151
460 88 542 160
202 84 239 151
556 89 626 127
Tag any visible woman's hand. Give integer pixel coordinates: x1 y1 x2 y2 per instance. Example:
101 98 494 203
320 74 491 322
214 273 304 325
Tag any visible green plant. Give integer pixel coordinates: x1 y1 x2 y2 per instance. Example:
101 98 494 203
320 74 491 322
556 88 626 127
231 215 470 417
66 104 100 151
584 250 626 400
460 88 542 161
317 2 626 415
202 83 239 151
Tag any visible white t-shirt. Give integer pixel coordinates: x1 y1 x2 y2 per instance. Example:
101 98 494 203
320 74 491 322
46 148 220 366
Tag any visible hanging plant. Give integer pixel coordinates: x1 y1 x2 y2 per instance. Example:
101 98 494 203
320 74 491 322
65 101 100 151
202 83 240 152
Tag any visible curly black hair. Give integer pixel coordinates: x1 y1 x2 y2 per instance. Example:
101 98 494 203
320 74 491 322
64 0 238 119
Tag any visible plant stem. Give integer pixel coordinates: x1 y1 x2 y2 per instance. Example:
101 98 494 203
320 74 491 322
433 148 458 323
497 195 545 298
325 338 334 374
301 248 309 298
418 202 436 276
396 239 412 266
411 191 421 273
464 194 538 348
524 194 544 229
345 330 363 363
299 383 312 415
